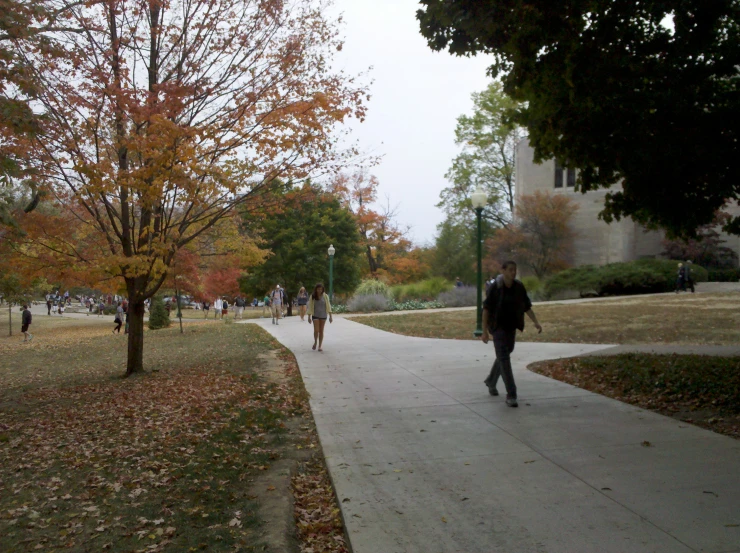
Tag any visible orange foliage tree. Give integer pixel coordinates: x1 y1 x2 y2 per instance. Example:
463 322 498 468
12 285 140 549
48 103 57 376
13 0 367 374
330 171 419 283
486 191 578 279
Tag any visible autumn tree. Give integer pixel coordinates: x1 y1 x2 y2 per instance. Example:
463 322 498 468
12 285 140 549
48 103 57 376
239 183 363 310
14 0 367 374
487 191 578 279
0 1 81 228
439 81 523 229
330 171 411 279
662 211 739 269
418 0 740 237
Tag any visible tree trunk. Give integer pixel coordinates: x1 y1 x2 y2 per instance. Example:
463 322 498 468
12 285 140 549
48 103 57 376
7 305 11 337
126 299 146 376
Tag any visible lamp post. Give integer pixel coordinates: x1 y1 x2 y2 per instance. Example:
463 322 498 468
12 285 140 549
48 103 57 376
471 186 487 337
327 244 335 300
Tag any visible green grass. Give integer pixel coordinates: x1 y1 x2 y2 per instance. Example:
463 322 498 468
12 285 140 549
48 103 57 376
0 321 307 552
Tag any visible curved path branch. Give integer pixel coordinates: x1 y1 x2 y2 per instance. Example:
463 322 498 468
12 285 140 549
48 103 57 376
251 317 740 553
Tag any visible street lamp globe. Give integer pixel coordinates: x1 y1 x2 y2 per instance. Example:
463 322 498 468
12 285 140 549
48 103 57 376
471 187 487 210
328 244 336 256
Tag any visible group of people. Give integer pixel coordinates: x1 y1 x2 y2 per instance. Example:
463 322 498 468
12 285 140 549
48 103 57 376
261 283 332 351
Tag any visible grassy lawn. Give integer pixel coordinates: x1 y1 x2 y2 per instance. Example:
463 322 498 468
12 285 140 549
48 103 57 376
530 354 740 439
348 292 740 345
0 317 346 553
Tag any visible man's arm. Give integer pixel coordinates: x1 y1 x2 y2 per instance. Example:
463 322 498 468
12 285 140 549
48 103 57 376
481 308 490 344
525 309 543 333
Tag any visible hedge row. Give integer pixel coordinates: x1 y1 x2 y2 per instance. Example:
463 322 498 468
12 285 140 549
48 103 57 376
544 259 708 298
707 268 740 282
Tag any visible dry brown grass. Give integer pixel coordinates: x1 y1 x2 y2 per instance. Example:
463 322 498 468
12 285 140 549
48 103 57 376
349 292 740 345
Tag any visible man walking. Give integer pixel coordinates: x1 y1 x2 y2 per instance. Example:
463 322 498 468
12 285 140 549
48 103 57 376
235 295 245 319
214 297 222 319
46 294 52 316
21 304 33 342
481 261 542 407
270 285 284 325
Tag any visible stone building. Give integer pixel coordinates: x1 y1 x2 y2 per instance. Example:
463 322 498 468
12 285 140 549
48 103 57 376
515 138 740 267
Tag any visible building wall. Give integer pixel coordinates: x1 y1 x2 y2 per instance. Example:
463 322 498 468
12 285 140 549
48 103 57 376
516 138 740 267
516 138 666 267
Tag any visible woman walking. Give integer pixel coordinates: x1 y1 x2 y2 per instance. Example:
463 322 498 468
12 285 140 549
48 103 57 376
297 287 309 321
307 283 333 352
113 302 123 333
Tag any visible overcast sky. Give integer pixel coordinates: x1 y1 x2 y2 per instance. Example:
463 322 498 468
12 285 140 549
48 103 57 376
329 0 494 245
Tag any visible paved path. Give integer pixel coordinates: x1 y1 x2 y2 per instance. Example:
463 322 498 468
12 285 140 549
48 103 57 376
251 316 740 553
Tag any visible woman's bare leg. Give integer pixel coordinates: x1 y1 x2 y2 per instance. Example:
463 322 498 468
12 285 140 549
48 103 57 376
312 319 319 350
318 319 327 351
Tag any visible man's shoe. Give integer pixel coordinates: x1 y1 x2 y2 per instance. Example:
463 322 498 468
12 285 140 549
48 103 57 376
28 334 33 342
483 377 499 396
506 397 518 408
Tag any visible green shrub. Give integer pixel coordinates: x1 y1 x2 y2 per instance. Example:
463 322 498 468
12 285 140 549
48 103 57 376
354 279 391 298
148 296 171 330
544 259 708 298
389 299 444 311
707 268 740 282
391 277 453 302
520 276 542 295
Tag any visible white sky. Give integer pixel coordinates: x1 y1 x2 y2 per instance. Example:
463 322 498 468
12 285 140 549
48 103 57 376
330 0 494 245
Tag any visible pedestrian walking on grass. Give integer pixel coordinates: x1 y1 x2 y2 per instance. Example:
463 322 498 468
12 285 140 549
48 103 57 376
21 304 33 342
685 260 695 293
113 302 123 334
202 300 210 318
262 294 270 318
297 287 308 321
46 295 52 316
307 283 332 352
214 297 222 319
481 261 542 407
676 263 686 293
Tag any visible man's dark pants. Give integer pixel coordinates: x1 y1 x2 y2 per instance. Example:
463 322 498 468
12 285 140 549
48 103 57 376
484 328 518 399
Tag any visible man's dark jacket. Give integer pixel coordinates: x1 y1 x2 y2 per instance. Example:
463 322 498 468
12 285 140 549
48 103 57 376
22 308 32 326
483 276 532 332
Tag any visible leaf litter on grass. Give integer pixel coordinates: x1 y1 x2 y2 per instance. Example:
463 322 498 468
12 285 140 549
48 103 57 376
529 354 740 439
0 322 349 552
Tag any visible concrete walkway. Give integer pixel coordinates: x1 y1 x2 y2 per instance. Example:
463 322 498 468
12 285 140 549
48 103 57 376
251 316 740 553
